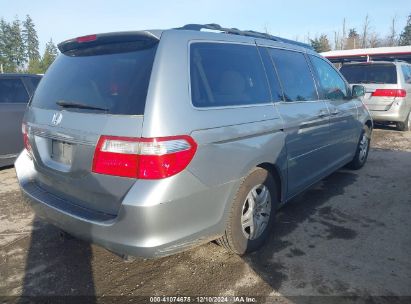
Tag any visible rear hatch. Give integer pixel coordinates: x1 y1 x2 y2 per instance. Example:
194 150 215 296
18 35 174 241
24 32 159 216
340 63 399 111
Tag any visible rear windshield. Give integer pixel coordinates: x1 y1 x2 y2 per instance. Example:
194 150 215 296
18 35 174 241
0 78 29 103
340 64 397 84
31 42 157 115
29 77 41 89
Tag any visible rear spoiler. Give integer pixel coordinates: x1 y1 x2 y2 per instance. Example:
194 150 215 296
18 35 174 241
58 31 160 53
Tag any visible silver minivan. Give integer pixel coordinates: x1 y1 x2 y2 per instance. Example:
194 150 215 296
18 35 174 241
15 25 372 258
340 61 411 131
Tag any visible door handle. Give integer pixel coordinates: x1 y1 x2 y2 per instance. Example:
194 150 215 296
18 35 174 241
317 110 328 118
331 109 339 116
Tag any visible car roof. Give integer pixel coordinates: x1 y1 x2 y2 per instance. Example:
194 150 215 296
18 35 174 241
150 25 313 52
341 61 406 66
59 24 315 56
144 28 315 56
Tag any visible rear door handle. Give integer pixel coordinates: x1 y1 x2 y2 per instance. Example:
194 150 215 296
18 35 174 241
331 109 339 116
317 110 328 118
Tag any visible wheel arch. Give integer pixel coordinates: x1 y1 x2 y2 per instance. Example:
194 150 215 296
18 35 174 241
257 162 285 205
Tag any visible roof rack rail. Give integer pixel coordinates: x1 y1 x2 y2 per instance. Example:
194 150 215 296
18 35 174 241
175 23 313 50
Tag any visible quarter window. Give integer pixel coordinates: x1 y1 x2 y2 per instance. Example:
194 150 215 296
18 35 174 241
259 47 284 102
310 55 348 100
402 65 411 84
266 48 317 102
0 78 29 103
190 43 271 107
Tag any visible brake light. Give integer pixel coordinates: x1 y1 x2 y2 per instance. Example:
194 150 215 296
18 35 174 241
92 135 197 179
371 89 406 98
22 123 32 155
76 34 97 43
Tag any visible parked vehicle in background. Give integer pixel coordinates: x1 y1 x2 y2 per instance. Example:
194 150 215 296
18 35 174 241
0 73 42 167
340 61 411 131
15 24 372 259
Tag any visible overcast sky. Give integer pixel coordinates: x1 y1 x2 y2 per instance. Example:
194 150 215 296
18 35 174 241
2 0 410 52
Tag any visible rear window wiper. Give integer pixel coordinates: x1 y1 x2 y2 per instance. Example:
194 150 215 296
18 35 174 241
56 100 109 112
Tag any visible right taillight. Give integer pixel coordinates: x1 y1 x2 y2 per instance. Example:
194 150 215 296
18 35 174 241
371 89 406 98
22 123 32 155
92 135 197 179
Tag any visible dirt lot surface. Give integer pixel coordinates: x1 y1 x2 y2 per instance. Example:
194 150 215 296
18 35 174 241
0 128 410 303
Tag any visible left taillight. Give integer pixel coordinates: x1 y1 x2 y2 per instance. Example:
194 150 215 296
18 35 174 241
22 123 32 156
371 89 406 98
92 135 197 179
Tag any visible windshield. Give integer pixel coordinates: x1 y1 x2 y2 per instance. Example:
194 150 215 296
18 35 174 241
31 42 158 115
340 64 397 84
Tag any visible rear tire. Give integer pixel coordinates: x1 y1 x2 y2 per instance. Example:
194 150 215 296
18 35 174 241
396 112 411 131
217 168 278 255
347 126 371 170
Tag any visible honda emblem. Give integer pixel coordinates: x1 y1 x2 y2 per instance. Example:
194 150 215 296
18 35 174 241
51 112 63 126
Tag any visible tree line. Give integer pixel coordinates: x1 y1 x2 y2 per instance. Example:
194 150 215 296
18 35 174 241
1 13 411 73
310 13 411 53
0 15 58 74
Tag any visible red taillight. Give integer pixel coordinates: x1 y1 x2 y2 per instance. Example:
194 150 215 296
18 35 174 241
92 135 197 179
76 34 97 43
371 89 406 98
22 123 32 155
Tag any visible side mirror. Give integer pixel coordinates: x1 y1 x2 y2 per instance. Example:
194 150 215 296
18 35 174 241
352 85 365 98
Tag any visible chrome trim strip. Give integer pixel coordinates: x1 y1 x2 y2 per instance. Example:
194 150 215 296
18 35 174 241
0 153 18 159
29 126 96 146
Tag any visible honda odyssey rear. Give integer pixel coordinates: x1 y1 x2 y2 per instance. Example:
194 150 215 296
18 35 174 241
340 61 411 131
16 25 372 258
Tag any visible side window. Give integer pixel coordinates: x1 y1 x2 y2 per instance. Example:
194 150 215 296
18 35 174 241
190 43 271 107
310 55 348 100
0 78 29 103
267 48 317 102
402 65 411 84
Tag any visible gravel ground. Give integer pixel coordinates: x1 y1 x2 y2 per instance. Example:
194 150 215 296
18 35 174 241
0 127 410 303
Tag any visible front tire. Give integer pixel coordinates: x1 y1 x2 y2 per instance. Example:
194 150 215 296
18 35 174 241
396 112 411 131
347 126 371 170
217 168 278 255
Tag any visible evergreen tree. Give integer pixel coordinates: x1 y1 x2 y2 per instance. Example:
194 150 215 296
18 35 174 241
0 18 19 72
40 39 58 72
22 14 40 72
0 19 7 72
310 34 331 53
399 14 411 46
9 17 26 71
27 57 43 74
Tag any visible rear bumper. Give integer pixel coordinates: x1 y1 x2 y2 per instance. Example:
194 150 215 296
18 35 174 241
368 99 410 123
15 151 238 258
